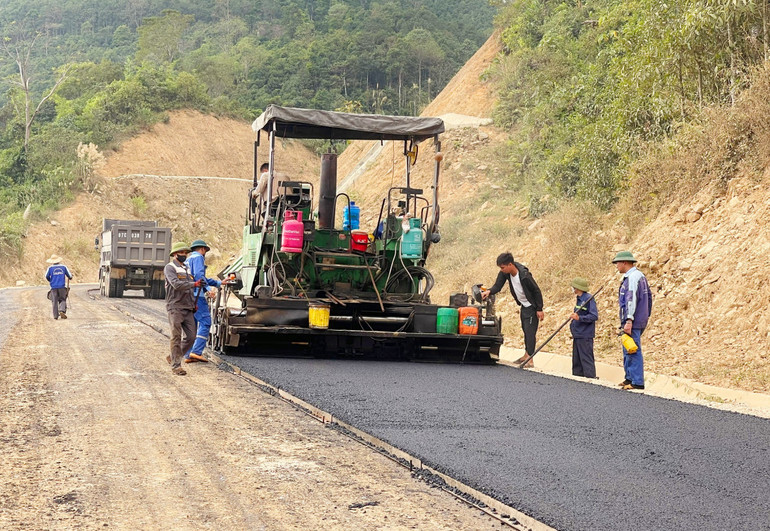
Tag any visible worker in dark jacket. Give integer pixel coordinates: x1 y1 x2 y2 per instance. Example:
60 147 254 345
482 252 544 368
569 277 598 378
164 242 205 376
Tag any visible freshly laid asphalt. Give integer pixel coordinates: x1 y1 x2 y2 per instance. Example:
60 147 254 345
219 355 770 531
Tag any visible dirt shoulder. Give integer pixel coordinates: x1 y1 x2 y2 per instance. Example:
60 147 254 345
0 286 498 530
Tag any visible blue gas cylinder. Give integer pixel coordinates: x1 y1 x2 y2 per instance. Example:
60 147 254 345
400 217 423 259
342 201 360 231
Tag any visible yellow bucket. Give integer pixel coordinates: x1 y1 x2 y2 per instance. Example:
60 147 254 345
621 333 638 354
308 302 330 329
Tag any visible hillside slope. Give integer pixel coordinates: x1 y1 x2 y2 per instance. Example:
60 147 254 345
4 111 318 286
337 33 770 393
9 33 769 393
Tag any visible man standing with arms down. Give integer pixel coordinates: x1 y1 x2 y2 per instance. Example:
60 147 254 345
184 239 221 363
482 252 544 368
164 242 205 376
613 251 653 390
45 254 72 320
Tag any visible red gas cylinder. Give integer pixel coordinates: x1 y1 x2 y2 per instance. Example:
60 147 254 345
281 210 304 253
350 230 369 252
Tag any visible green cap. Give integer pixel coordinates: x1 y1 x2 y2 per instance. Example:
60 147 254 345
612 250 637 263
571 277 589 292
190 239 210 251
170 242 191 256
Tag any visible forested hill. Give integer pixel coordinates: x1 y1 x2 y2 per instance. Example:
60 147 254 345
0 0 494 115
0 0 494 257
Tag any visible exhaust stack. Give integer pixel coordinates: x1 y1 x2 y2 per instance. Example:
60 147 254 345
318 153 337 229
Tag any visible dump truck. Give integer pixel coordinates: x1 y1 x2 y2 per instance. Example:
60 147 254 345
211 105 503 362
97 219 171 298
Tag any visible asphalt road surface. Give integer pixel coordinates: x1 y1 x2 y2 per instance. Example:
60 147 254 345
218 355 770 531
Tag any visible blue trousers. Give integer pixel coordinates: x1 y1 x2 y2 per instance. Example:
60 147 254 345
186 298 211 357
622 328 644 386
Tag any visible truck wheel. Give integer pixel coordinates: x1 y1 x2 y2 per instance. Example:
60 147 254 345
108 275 118 298
156 279 164 299
149 279 160 299
116 279 125 298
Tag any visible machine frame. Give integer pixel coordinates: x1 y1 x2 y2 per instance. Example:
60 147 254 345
211 105 502 362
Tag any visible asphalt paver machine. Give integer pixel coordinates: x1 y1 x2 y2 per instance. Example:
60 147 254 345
211 105 502 362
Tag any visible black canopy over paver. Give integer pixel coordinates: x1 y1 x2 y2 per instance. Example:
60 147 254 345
252 105 444 141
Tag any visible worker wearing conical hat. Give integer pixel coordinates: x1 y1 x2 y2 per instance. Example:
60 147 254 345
45 254 72 320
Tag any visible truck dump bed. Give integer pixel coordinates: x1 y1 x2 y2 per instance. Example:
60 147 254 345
101 219 170 267
99 219 172 298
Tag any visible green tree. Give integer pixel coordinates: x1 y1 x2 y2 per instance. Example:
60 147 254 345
403 28 444 108
1 21 70 153
136 10 194 64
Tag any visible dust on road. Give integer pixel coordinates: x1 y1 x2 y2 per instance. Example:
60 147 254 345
0 286 498 530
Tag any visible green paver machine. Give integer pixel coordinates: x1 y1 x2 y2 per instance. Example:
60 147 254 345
210 105 502 362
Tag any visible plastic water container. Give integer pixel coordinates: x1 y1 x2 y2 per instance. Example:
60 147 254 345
308 301 330 329
280 210 304 253
400 217 423 259
436 307 459 334
342 201 360 231
621 333 638 353
458 307 480 335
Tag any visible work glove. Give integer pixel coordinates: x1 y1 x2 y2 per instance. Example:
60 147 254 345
194 279 205 288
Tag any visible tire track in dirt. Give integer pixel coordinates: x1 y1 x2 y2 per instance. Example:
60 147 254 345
0 285 502 530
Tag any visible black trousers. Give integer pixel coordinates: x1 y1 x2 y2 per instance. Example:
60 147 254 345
520 305 539 357
50 287 68 318
572 338 596 378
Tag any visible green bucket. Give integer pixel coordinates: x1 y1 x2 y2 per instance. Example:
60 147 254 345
436 307 459 334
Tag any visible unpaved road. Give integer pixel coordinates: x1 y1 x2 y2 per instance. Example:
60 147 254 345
0 286 498 530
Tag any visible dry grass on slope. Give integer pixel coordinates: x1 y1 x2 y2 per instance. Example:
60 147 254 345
421 31 500 118
591 65 770 392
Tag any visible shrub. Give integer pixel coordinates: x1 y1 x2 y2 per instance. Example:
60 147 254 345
0 212 27 261
131 195 148 216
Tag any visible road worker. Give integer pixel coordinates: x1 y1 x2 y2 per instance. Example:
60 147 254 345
184 239 221 363
570 277 598 378
252 163 290 219
164 242 205 376
45 254 73 320
481 252 544 368
614 251 653 390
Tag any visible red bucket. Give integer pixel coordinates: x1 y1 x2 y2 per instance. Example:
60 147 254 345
350 230 369 252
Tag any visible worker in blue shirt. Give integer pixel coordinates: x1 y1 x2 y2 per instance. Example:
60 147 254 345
184 239 221 363
45 254 73 320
